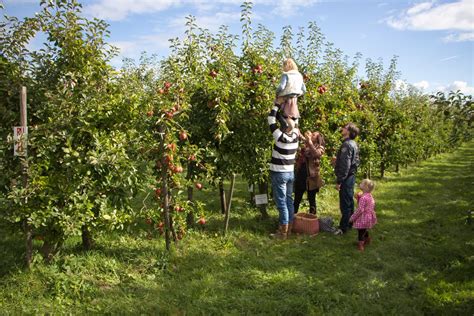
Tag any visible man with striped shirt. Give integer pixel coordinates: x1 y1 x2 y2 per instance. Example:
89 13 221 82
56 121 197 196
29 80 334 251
268 104 300 239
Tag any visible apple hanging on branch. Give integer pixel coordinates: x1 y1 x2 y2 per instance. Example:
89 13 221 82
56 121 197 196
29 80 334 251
179 130 188 141
317 85 328 94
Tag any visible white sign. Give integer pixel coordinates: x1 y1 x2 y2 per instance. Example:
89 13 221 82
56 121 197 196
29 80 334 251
255 194 268 205
13 126 28 157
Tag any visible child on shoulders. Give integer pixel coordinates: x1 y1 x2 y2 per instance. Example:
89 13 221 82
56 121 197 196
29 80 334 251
275 58 306 122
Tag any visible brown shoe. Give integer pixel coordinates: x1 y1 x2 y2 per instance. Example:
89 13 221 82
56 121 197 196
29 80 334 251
287 222 293 237
270 224 289 240
357 241 365 251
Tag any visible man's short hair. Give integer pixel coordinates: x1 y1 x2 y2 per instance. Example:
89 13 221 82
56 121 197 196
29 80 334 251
345 122 359 139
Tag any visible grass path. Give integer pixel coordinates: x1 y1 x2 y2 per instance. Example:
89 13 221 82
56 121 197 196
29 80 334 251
1 143 473 314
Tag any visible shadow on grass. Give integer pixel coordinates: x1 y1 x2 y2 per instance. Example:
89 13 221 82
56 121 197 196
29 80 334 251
1 144 473 314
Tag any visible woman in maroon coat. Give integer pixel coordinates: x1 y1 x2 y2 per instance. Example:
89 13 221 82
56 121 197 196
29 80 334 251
294 131 325 215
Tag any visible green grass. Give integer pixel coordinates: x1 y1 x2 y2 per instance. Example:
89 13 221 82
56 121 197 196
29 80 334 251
1 143 473 314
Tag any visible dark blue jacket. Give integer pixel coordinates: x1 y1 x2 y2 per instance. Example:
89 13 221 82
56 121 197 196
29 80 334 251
335 138 360 184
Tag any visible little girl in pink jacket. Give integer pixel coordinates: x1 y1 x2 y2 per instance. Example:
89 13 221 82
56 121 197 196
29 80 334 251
350 179 377 251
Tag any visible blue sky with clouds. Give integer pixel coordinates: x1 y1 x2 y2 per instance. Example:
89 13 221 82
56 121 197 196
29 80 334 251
4 0 474 94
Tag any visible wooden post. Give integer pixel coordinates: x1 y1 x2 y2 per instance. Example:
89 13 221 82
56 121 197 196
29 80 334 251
219 180 226 215
223 173 235 235
20 86 32 268
159 124 171 251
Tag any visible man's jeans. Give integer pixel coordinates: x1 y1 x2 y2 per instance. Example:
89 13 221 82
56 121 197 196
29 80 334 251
270 171 295 225
339 174 355 232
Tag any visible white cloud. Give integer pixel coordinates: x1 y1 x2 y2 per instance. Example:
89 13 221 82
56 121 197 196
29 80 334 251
168 11 241 33
413 80 430 90
435 80 474 95
84 0 321 21
385 0 474 41
406 2 433 16
443 32 474 42
268 0 320 16
395 79 409 91
110 33 171 59
84 0 179 21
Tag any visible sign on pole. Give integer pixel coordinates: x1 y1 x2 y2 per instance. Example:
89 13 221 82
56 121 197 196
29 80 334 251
13 126 28 157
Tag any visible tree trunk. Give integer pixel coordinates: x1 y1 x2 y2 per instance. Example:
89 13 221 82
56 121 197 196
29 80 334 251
24 221 32 268
169 214 178 243
219 180 227 215
186 163 195 226
40 236 63 263
249 182 255 207
258 181 269 219
81 225 94 250
380 161 385 178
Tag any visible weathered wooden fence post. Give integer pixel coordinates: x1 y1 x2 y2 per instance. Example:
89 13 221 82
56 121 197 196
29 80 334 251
19 86 32 268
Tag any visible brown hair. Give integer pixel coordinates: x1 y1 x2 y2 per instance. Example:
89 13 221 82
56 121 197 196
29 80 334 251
345 122 359 139
311 132 325 147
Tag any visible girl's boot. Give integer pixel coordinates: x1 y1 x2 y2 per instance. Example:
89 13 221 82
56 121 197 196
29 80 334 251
364 236 372 245
357 241 365 251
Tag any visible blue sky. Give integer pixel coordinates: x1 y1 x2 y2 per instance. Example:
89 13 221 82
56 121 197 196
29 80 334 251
4 0 474 94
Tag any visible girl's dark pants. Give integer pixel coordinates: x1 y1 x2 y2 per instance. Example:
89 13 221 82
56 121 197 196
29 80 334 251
358 229 369 241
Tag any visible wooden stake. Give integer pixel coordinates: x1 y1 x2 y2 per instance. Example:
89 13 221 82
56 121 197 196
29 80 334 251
223 173 236 235
20 86 32 268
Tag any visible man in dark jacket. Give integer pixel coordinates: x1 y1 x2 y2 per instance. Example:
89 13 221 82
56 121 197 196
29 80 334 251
333 122 360 234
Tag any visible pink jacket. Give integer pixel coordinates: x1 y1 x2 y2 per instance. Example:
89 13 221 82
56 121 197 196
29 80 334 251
350 193 377 229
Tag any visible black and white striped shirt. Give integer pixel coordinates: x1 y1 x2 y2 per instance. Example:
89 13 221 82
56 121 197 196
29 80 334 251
268 105 300 172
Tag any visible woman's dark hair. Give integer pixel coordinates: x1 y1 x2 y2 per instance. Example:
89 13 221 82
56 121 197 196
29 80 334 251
345 123 359 139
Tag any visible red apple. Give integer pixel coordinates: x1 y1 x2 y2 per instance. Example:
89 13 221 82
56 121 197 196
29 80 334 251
174 166 183 173
157 221 164 228
146 110 154 117
179 131 188 141
158 88 165 94
195 182 203 190
209 70 218 78
164 81 172 89
317 85 327 94
188 154 196 161
145 218 153 225
174 205 183 212
167 143 177 151
155 188 162 197
198 217 206 225
165 111 174 119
